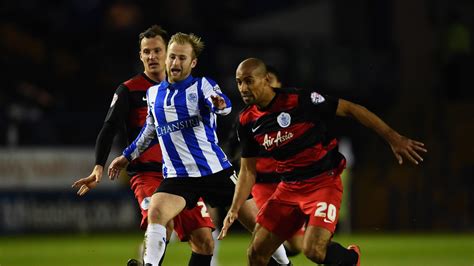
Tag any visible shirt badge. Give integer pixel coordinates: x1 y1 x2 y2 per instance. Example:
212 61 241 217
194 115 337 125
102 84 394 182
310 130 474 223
187 92 198 103
277 112 291 128
311 92 325 105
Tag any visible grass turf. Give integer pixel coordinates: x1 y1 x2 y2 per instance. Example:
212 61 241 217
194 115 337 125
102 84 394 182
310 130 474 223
0 232 472 265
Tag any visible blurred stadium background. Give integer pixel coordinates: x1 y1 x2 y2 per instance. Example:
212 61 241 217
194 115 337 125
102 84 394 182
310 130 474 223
0 0 473 265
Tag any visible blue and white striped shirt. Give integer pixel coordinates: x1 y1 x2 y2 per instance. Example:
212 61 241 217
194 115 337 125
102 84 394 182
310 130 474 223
123 75 232 178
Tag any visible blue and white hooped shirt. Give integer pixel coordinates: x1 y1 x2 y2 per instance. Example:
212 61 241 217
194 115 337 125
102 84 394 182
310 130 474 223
123 75 232 178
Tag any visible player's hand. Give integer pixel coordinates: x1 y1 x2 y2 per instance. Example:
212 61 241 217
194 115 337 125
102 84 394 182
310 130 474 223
211 95 226 110
71 165 103 196
108 155 129 180
218 210 238 240
389 134 427 165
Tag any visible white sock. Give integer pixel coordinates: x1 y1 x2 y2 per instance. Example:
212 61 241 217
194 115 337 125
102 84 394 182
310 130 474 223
211 229 220 266
272 244 290 264
144 223 167 266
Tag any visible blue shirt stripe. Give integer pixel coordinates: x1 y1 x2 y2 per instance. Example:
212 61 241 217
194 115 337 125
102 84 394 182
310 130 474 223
156 84 188 176
123 75 233 178
174 78 212 176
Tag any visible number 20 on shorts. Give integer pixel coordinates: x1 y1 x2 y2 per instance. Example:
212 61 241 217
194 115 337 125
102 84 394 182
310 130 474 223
314 202 337 223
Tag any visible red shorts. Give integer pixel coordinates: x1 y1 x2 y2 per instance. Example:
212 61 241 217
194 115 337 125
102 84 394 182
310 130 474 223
252 182 305 236
130 172 215 241
256 170 343 241
252 182 279 209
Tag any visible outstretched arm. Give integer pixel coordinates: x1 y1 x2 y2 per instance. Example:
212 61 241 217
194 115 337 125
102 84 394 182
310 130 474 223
108 155 130 180
336 99 427 165
218 157 257 240
108 89 157 180
71 165 103 196
72 86 129 195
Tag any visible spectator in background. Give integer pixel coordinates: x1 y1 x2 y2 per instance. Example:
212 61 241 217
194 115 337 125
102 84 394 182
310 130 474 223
6 81 58 146
0 23 60 146
441 10 473 100
265 65 282 88
72 25 215 266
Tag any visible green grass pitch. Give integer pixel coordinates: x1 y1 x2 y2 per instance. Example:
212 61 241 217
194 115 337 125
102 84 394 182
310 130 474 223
0 232 472 265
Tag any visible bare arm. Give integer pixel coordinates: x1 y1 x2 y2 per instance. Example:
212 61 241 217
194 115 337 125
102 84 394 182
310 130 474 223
107 155 130 180
336 99 427 165
218 157 257 239
71 165 103 196
72 86 129 195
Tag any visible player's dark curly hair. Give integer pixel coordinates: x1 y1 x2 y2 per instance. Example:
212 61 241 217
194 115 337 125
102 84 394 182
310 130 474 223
138 25 169 49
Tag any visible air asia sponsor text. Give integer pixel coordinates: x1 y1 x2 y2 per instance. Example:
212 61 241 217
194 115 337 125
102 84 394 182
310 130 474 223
262 131 294 149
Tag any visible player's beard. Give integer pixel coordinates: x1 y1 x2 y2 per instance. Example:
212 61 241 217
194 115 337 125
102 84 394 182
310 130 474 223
241 94 255 105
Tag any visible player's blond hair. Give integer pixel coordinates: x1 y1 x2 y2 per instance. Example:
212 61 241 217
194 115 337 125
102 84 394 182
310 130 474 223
169 32 205 58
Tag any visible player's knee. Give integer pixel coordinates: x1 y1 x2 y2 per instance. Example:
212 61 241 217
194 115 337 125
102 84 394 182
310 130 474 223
247 244 267 264
147 203 171 224
165 221 174 233
190 240 214 255
189 230 214 255
196 237 214 255
303 244 326 264
284 243 302 257
284 239 303 256
147 206 161 224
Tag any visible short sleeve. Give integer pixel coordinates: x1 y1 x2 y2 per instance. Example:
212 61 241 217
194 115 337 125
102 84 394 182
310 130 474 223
201 77 232 115
302 90 339 121
237 119 260 158
104 84 130 124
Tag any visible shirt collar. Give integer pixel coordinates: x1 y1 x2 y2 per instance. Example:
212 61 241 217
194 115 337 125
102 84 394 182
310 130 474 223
163 75 195 90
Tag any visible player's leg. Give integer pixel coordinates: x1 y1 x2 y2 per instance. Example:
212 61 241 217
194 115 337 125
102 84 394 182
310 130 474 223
174 198 216 266
187 227 214 266
235 199 290 265
303 226 358 264
247 198 306 266
144 192 186 265
301 174 359 265
250 182 293 264
145 174 207 265
302 226 331 263
130 221 173 266
204 169 291 265
247 223 285 266
129 173 174 265
283 233 303 257
206 206 220 266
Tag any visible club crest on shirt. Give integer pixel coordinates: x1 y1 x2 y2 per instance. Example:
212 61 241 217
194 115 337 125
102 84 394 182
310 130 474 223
187 92 198 103
310 92 325 105
110 93 118 107
277 112 291 128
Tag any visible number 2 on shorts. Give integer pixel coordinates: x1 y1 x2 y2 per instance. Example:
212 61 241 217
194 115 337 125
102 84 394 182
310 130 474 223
197 201 210 217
